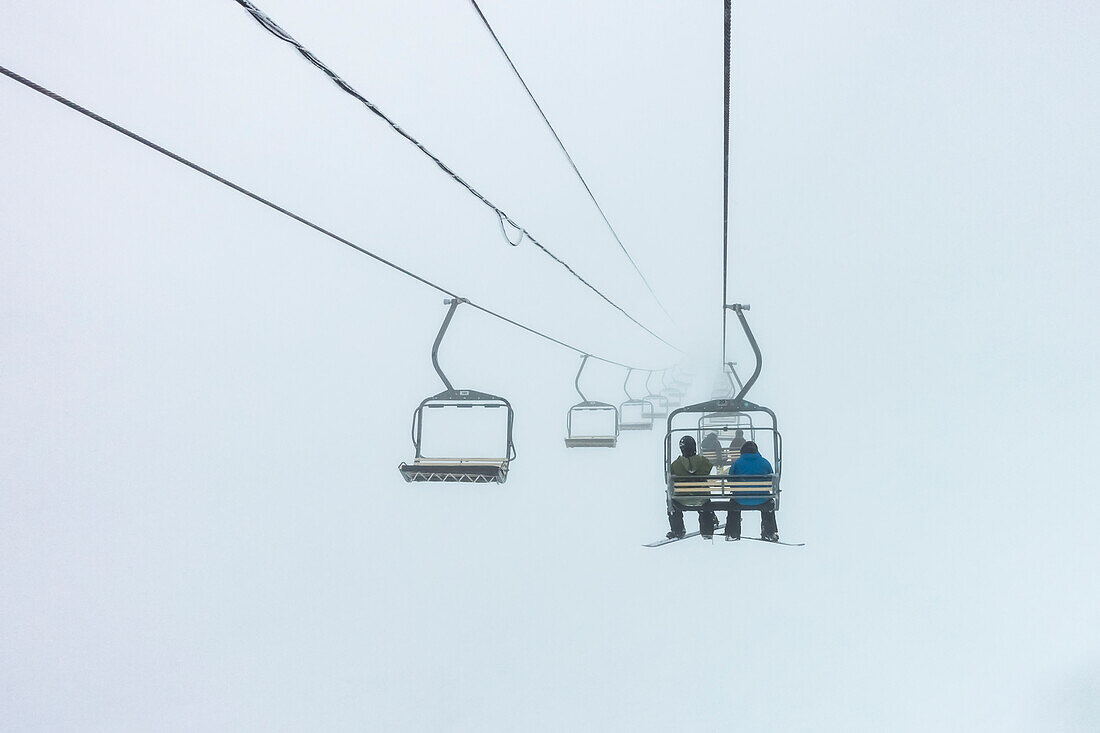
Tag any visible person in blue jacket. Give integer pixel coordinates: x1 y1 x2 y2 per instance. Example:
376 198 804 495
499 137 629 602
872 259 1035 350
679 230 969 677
725 440 779 542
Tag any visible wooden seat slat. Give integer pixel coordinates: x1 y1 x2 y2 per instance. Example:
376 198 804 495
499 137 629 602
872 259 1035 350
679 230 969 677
412 458 507 465
671 474 776 496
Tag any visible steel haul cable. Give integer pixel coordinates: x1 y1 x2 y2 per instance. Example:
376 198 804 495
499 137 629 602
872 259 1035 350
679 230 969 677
231 0 678 352
0 64 671 373
721 0 733 366
467 0 674 323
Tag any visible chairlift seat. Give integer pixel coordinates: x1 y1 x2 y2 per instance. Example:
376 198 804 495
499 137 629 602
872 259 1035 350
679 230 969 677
699 448 733 467
669 474 778 509
664 398 783 511
399 458 509 483
564 436 618 448
565 399 619 448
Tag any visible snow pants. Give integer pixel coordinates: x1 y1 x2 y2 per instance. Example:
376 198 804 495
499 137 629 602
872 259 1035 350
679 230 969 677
668 504 719 536
725 498 778 538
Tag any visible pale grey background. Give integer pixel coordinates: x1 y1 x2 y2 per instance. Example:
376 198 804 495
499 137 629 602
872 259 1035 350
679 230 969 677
2 1 1098 730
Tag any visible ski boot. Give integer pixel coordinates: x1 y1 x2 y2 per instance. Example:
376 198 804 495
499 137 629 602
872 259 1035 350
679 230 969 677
699 511 718 539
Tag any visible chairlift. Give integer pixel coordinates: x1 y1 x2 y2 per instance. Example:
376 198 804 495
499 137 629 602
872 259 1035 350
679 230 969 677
709 361 743 399
670 365 693 389
665 398 783 514
697 362 753 466
641 370 670 419
697 411 756 468
398 299 516 483
619 367 655 431
564 355 619 448
661 370 684 409
663 305 784 526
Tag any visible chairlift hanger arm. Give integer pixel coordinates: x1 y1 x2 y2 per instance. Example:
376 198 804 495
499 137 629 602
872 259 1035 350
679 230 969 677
574 354 590 403
725 361 744 394
624 367 636 400
432 298 467 392
725 304 761 401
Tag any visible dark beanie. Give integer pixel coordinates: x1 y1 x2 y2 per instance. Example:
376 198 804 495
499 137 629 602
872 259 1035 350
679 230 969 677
740 441 759 454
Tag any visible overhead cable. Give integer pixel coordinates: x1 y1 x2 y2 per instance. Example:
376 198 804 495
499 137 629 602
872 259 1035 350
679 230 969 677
467 0 674 323
721 0 732 366
0 64 671 373
231 0 678 352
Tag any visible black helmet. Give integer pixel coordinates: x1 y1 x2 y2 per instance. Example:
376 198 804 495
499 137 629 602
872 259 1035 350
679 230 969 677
678 435 697 456
740 440 759 455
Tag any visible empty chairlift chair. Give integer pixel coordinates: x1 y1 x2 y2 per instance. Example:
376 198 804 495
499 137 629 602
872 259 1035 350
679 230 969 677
619 367 655 431
710 361 743 400
564 355 619 448
642 370 670 420
662 370 684 409
398 299 516 483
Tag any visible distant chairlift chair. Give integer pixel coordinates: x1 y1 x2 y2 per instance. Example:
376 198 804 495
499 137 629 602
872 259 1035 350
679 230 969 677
697 411 756 469
619 367 655 431
564 355 619 448
662 370 684 409
642 370 670 420
398 299 516 483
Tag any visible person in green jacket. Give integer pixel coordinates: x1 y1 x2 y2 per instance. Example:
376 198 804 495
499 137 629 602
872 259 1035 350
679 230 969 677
667 435 716 538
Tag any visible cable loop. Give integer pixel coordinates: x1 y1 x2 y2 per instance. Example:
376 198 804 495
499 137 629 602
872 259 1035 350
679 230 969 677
497 212 525 247
230 0 678 350
0 64 680 374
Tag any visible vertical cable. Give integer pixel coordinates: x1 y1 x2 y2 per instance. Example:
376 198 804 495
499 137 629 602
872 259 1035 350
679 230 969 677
721 0 732 368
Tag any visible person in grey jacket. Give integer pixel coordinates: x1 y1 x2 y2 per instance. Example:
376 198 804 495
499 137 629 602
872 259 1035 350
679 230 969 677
667 435 715 539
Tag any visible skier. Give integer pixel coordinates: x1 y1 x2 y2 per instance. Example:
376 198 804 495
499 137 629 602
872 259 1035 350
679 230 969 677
668 435 717 539
727 428 747 457
725 440 779 542
699 431 723 460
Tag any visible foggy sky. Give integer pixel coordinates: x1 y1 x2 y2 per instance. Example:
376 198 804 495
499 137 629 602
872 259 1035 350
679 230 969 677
2 1 1099 730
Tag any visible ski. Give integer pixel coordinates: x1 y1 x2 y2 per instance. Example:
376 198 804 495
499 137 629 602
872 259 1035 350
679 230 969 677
736 536 805 547
644 523 804 547
643 522 729 547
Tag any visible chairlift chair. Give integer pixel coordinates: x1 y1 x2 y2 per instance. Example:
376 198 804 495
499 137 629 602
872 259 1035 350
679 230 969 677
564 355 619 448
697 411 756 468
641 370 670 419
661 370 684 409
619 367 655 431
665 397 782 513
398 299 516 483
663 304 785 525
